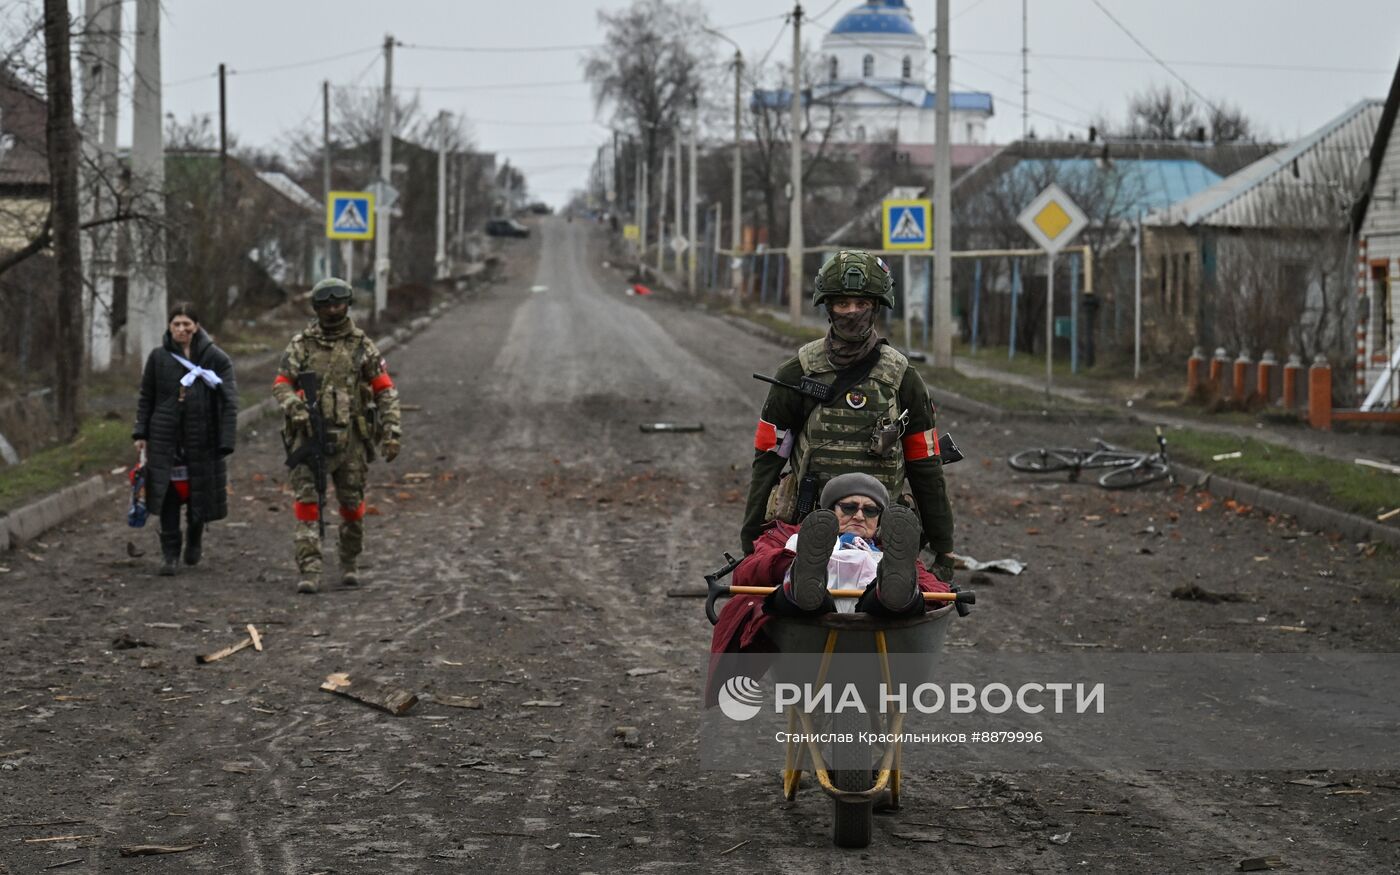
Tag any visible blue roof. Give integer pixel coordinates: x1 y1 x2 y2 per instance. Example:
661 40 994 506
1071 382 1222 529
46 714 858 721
753 84 993 114
1007 158 1223 213
831 1 917 36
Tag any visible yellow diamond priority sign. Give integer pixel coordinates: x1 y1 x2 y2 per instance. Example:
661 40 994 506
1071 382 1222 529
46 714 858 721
1017 184 1087 255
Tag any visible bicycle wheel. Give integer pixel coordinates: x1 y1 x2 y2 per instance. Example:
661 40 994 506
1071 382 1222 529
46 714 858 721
1078 451 1144 471
1008 448 1075 473
1099 460 1171 489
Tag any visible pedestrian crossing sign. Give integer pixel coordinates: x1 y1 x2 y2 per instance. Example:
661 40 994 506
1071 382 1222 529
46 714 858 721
882 198 932 250
326 191 375 240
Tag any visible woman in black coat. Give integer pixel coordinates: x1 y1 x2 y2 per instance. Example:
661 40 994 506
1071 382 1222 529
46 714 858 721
132 302 238 575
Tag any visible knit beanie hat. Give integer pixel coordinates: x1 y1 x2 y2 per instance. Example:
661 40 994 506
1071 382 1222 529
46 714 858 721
819 473 889 512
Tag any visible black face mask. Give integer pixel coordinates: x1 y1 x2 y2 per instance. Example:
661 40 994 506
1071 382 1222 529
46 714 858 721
316 305 349 332
824 304 881 369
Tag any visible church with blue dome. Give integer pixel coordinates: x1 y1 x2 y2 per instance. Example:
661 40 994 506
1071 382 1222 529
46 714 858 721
794 0 994 151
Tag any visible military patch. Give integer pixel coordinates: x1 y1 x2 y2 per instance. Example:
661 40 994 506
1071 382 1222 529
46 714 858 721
845 390 868 410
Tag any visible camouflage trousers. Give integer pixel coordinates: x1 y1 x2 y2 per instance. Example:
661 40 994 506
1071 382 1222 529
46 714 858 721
290 440 369 575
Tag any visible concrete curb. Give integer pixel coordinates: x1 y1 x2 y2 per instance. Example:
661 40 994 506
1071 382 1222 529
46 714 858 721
0 296 465 551
1170 461 1400 550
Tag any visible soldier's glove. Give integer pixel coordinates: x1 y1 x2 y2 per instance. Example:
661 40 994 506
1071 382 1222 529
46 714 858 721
933 553 956 584
381 438 401 463
283 398 311 432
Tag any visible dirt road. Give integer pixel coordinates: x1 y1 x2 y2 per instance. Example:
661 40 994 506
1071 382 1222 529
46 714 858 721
2 218 1396 873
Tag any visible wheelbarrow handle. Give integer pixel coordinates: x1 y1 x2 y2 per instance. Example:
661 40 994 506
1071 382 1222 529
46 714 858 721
704 552 743 626
705 578 974 625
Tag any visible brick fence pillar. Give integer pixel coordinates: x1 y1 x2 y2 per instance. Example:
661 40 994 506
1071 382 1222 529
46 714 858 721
1308 355 1332 430
1232 351 1252 405
1282 353 1302 408
1256 350 1276 404
1187 346 1206 394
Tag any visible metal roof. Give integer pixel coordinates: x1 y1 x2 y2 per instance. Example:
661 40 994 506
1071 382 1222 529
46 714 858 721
1148 99 1383 229
1007 158 1223 214
753 83 993 114
257 171 320 214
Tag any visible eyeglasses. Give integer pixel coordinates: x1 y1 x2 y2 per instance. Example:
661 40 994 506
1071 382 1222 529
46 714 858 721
834 501 882 519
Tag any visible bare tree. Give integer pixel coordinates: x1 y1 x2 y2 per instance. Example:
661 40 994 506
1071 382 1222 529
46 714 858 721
1128 84 1200 141
1207 101 1253 144
583 0 714 209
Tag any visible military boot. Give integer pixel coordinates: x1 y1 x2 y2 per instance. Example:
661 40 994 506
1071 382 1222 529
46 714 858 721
339 563 360 588
183 522 204 566
296 575 320 594
158 530 181 577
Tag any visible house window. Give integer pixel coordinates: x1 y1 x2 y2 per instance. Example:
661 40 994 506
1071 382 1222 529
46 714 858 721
829 57 838 81
902 56 912 79
863 55 874 78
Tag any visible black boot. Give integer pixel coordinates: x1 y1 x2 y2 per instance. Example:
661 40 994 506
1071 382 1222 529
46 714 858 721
183 522 204 566
159 530 181 576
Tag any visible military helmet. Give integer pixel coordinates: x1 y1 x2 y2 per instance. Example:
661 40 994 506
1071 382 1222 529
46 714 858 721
310 277 354 307
812 250 895 309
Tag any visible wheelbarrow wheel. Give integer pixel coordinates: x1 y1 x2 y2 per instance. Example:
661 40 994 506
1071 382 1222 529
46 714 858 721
833 768 873 848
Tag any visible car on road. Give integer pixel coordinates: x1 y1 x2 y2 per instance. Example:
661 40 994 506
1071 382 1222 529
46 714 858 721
486 218 530 238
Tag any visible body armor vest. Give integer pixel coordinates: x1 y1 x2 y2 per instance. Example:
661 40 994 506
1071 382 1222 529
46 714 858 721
767 340 910 521
295 327 373 444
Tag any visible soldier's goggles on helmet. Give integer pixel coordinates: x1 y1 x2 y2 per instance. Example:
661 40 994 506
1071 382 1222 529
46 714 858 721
311 285 353 306
834 501 882 518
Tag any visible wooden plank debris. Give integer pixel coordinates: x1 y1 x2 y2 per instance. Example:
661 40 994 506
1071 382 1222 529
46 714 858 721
435 694 482 709
196 637 252 664
246 625 263 652
320 672 418 716
119 842 203 856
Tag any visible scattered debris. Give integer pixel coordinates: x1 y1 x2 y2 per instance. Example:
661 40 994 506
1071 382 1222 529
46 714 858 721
615 726 641 747
1271 625 1309 634
42 859 83 870
1378 508 1399 522
1049 831 1072 845
220 763 255 775
568 832 601 839
118 842 203 856
1355 458 1400 476
23 835 96 844
112 634 156 650
435 694 482 710
521 700 563 708
1238 855 1283 871
1170 584 1248 604
639 423 704 433
626 668 663 677
1285 778 1339 788
384 779 408 795
470 764 526 776
320 673 419 716
719 840 750 855
196 636 253 664
529 285 548 293
1212 451 1243 461
947 552 1025 575
246 625 263 652
125 541 144 558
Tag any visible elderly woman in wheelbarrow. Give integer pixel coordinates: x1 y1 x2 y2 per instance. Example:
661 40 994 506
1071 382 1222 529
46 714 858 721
710 473 951 659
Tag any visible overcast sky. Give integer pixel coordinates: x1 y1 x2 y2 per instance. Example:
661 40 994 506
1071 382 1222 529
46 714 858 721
140 0 1400 205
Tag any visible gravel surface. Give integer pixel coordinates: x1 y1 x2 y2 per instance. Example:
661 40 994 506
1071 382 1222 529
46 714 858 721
1 218 1396 873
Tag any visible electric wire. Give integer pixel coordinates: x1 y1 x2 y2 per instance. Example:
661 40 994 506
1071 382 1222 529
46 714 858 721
1088 0 1220 115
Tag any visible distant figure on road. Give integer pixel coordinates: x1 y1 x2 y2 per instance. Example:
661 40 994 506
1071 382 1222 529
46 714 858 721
272 278 402 594
132 302 238 576
742 250 955 580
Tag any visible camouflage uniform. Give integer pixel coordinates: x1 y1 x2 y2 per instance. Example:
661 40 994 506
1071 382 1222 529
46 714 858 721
272 315 401 582
742 251 955 568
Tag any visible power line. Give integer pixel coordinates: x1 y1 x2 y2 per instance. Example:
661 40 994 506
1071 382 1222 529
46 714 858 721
398 41 602 54
957 48 1391 76
1088 0 1220 115
164 45 379 88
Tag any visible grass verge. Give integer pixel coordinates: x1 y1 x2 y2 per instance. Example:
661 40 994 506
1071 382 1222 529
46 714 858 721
0 415 131 514
1154 427 1400 519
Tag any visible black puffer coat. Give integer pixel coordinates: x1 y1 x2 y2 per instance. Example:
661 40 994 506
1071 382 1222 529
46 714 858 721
133 329 238 524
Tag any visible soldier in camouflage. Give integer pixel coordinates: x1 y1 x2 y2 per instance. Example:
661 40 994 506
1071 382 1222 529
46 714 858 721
743 250 955 580
272 278 402 594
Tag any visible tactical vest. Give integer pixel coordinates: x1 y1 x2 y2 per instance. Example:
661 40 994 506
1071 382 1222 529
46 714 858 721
767 340 910 521
295 326 374 446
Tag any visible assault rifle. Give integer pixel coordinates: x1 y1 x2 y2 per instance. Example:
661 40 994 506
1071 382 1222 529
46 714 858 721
284 371 328 538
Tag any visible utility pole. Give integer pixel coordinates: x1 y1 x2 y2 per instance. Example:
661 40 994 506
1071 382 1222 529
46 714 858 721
1134 211 1143 380
731 49 744 288
43 0 84 439
79 0 119 371
786 2 804 325
638 156 648 273
218 62 227 198
435 110 449 280
672 136 682 275
655 145 668 276
1021 0 1029 141
128 0 166 363
687 105 698 294
323 80 333 278
373 33 394 319
932 0 952 366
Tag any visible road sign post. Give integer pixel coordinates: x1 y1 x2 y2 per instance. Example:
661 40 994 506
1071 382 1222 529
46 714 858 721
1017 184 1088 396
327 191 376 242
